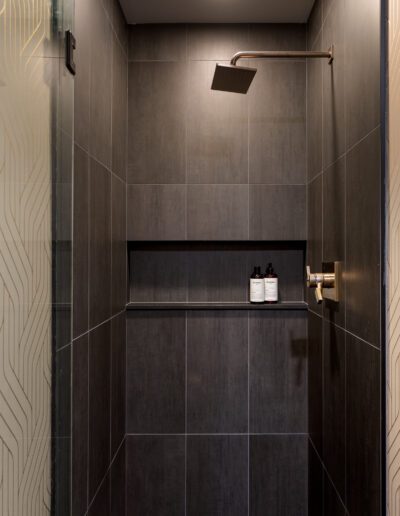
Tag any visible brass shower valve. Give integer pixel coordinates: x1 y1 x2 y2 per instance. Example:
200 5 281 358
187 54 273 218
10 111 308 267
306 263 340 304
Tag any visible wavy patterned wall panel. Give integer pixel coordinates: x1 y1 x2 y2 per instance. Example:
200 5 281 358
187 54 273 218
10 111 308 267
0 1 54 514
388 1 400 514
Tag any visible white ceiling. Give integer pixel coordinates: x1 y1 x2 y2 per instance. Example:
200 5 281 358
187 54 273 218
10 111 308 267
119 0 316 24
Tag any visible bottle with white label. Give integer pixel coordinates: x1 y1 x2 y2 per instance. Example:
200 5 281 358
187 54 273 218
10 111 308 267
250 266 265 304
264 263 278 303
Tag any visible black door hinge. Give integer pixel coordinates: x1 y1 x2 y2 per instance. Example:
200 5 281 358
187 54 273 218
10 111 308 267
65 30 76 76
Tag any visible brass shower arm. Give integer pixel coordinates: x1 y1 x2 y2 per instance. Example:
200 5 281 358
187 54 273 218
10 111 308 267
230 46 334 66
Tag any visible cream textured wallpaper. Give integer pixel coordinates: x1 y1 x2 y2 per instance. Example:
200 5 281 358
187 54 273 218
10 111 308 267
388 1 400 514
0 1 54 514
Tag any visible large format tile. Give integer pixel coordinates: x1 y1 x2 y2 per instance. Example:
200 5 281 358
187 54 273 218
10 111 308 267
187 435 248 516
187 24 249 60
112 33 127 181
73 145 89 338
89 159 111 328
307 0 323 50
54 437 71 516
90 2 112 168
346 334 380 515
72 335 89 516
307 32 323 182
127 185 186 240
55 346 71 439
307 175 322 315
323 321 346 500
308 442 323 516
127 62 187 184
130 250 188 302
126 312 185 433
88 474 110 516
323 0 345 168
308 312 323 454
345 0 380 148
188 250 248 302
111 313 126 456
187 185 248 240
129 24 187 61
74 0 91 150
346 129 380 345
323 157 346 327
187 311 248 433
249 185 306 240
250 312 307 433
187 61 248 185
249 61 306 185
111 175 126 314
250 435 308 516
111 441 125 516
88 322 111 500
126 435 185 516
247 24 306 50
324 473 347 516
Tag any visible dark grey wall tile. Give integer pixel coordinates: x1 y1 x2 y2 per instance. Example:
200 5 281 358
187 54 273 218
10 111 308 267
187 61 248 185
111 313 126 456
308 442 323 516
324 473 347 516
111 175 126 314
307 32 323 182
126 435 185 516
54 437 72 516
90 2 112 168
322 0 345 168
73 145 89 338
250 435 308 516
307 175 322 314
323 321 345 500
127 185 186 240
188 250 248 302
74 0 91 150
88 475 110 516
55 346 71 438
308 312 323 454
88 322 111 500
250 312 307 433
111 440 125 516
346 129 380 346
249 185 306 240
187 185 249 240
323 157 345 327
248 23 306 50
187 311 248 433
112 33 127 181
187 435 248 516
72 336 89 516
129 24 187 61
249 61 306 185
130 250 188 302
345 0 380 148
89 159 111 328
187 24 249 60
126 312 185 433
307 0 323 49
346 335 380 516
127 62 187 184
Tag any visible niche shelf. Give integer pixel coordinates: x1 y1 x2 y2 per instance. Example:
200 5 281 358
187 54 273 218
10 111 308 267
127 240 307 311
126 301 308 311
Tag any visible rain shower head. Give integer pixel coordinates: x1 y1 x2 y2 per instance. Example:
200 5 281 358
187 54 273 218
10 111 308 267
212 47 334 94
211 63 257 94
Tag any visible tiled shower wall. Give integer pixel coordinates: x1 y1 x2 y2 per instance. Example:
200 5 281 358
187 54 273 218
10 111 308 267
306 0 382 514
126 24 309 514
71 0 128 514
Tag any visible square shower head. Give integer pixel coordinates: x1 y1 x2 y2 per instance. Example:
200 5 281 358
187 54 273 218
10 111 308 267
211 63 257 94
